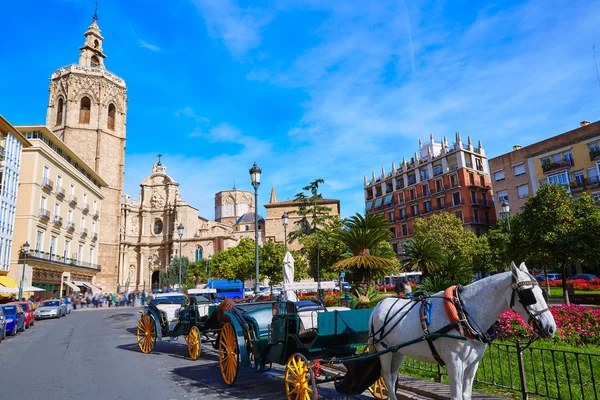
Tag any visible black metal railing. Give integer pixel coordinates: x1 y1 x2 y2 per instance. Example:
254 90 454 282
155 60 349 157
66 222 75 232
93 210 99 219
39 208 50 221
20 250 101 271
56 186 65 199
42 178 54 191
53 216 63 226
69 195 78 206
403 342 600 399
82 203 89 213
80 228 88 237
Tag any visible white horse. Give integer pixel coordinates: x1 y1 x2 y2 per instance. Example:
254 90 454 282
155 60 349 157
369 262 556 400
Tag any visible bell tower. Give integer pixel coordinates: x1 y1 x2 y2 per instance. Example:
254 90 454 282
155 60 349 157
46 13 127 292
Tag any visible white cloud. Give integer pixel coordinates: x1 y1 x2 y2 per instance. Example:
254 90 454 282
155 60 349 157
139 39 161 52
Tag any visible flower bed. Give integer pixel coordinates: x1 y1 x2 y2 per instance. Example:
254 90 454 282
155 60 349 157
497 305 600 346
541 279 600 291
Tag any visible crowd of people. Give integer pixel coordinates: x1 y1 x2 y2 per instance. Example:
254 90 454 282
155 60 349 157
71 290 148 309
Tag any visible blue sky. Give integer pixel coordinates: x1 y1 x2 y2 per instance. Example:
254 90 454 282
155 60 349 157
1 0 599 219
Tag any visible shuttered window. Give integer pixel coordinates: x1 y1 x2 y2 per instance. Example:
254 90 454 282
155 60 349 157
513 164 526 176
79 97 91 124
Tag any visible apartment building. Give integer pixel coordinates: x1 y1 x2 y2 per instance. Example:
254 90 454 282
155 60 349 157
0 116 32 291
364 133 496 255
488 120 600 218
10 126 106 299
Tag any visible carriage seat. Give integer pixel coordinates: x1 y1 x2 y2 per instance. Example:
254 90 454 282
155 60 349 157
156 304 182 324
297 306 352 337
196 304 211 318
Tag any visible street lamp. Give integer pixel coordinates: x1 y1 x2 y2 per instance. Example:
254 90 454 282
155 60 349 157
249 161 262 295
177 223 184 291
207 254 212 281
281 212 289 252
18 241 30 301
146 256 152 292
501 201 511 231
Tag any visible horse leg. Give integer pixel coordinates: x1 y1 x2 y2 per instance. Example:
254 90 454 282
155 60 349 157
461 360 480 400
389 352 404 397
379 352 398 400
446 361 464 400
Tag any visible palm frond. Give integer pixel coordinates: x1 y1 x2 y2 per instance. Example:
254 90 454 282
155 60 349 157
332 255 398 271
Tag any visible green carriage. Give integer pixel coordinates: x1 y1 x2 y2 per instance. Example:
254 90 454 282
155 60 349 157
216 282 389 399
136 288 221 360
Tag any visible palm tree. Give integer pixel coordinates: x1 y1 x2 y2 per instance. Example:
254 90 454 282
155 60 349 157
332 213 399 294
401 236 445 277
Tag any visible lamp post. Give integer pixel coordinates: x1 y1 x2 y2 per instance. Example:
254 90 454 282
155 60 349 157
177 223 184 291
146 256 152 292
207 254 212 281
249 162 262 295
18 241 30 301
501 201 511 231
281 212 289 252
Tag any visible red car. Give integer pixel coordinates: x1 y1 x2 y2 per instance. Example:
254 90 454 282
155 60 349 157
8 302 35 328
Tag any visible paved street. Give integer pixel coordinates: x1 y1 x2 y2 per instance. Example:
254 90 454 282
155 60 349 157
0 307 371 400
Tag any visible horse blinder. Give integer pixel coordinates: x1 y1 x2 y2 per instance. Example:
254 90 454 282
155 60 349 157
517 288 537 307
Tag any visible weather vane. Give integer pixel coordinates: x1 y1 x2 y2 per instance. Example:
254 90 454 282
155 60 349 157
157 153 162 166
93 0 98 21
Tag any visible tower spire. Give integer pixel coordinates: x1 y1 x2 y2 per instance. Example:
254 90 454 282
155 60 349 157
269 186 278 204
93 0 98 21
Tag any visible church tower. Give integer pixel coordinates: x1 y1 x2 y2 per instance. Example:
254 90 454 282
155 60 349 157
46 14 127 292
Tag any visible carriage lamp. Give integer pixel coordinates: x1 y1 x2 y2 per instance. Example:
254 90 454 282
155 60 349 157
177 223 184 291
18 241 30 300
282 212 289 252
249 162 262 295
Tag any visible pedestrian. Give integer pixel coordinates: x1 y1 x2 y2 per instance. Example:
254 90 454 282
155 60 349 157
141 290 146 306
395 278 404 297
403 280 413 299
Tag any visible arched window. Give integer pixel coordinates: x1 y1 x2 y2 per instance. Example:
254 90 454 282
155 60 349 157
195 247 203 261
91 56 99 67
79 97 91 124
94 40 99 49
108 104 116 130
56 97 64 126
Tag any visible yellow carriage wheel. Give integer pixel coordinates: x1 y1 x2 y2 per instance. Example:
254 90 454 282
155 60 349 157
187 326 201 360
363 346 389 399
136 314 156 354
285 353 317 400
218 323 240 385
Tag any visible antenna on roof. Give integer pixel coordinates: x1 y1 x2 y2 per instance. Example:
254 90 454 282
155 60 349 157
233 180 236 190
594 45 600 89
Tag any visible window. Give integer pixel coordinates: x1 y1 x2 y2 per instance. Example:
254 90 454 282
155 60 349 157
195 247 203 261
93 200 97 212
36 231 43 251
392 243 398 254
452 192 461 206
412 205 419 216
409 188 416 201
481 193 487 205
402 224 408 236
588 142 600 152
494 170 505 182
469 173 475 186
70 184 75 196
470 190 477 204
547 171 570 186
424 201 431 213
81 216 85 230
50 236 56 256
573 171 584 184
108 104 116 130
420 168 429 180
433 164 443 176
91 55 99 67
67 209 72 224
40 196 46 211
475 158 483 171
497 189 509 202
484 211 490 224
450 174 458 188
397 192 405 204
588 167 599 183
513 164 526 176
57 175 62 189
64 240 70 259
480 176 485 187
79 97 91 124
91 222 95 234
563 151 573 164
54 202 59 216
473 210 480 223
396 178 404 189
56 97 64 125
435 179 444 192
454 211 463 222
551 153 561 163
390 227 396 237
400 208 406 219
78 245 83 262
592 192 600 203
89 248 94 264
408 174 416 185
436 197 445 210
421 184 430 196
43 166 49 179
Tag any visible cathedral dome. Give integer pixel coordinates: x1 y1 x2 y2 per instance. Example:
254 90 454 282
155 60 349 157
235 212 264 225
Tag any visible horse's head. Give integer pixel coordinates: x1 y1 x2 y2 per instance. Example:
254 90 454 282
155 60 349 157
509 262 556 339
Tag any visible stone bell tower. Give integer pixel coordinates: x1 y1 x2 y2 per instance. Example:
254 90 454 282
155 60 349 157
45 13 127 292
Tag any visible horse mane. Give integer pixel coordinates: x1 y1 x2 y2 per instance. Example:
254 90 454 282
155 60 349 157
460 271 512 302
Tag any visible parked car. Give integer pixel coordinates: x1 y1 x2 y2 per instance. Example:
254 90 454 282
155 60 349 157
535 273 561 283
0 306 6 343
35 300 66 319
569 274 599 281
244 287 254 297
8 302 35 328
0 304 26 335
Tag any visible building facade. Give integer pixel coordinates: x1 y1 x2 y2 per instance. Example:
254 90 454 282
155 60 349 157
488 120 600 218
0 116 31 288
45 16 127 292
10 126 106 299
364 134 496 254
214 189 254 226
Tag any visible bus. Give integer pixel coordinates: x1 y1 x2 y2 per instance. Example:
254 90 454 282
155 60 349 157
204 279 244 300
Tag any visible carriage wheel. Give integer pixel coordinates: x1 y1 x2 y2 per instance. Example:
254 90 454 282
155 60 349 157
364 347 389 399
187 326 201 360
218 323 240 385
137 314 156 354
285 353 318 400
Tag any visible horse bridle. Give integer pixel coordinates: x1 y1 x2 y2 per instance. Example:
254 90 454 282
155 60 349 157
510 274 550 332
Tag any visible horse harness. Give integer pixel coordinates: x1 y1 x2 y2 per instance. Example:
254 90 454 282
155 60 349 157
371 274 547 366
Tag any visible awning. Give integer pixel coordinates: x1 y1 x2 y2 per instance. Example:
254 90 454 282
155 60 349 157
0 286 17 293
83 282 102 294
365 201 373 210
384 194 393 205
0 276 19 289
63 281 80 292
374 198 383 207
22 285 45 292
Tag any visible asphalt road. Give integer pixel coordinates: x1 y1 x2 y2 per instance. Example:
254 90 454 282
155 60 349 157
0 307 372 400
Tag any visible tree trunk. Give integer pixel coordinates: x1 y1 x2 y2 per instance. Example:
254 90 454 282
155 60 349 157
543 264 550 294
561 261 570 306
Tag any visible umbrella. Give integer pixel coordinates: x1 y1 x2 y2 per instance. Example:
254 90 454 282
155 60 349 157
283 251 297 302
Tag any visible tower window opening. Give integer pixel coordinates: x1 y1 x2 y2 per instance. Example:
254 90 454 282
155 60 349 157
56 97 64 126
91 55 99 67
108 104 116 130
94 39 99 48
79 97 91 124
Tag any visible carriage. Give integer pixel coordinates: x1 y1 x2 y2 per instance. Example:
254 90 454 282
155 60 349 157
136 288 221 360
215 281 391 399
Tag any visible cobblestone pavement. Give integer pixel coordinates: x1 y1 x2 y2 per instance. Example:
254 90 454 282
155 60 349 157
0 307 372 400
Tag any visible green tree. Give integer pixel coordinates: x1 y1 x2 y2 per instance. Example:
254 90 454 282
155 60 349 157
186 259 212 288
332 213 399 294
511 185 600 304
413 213 478 265
259 241 308 289
299 218 346 280
288 179 335 241
159 256 190 289
402 236 445 277
479 222 512 272
211 238 256 282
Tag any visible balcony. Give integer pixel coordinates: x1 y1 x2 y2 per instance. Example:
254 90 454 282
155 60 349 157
590 148 600 161
69 195 78 206
20 250 100 272
81 228 88 238
66 222 75 232
93 210 100 219
92 233 98 241
542 158 574 174
39 209 50 221
569 176 600 192
0 145 5 160
82 203 89 213
53 216 63 226
56 186 65 199
42 178 54 191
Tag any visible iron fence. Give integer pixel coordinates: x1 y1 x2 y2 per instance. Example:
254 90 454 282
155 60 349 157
402 341 600 399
